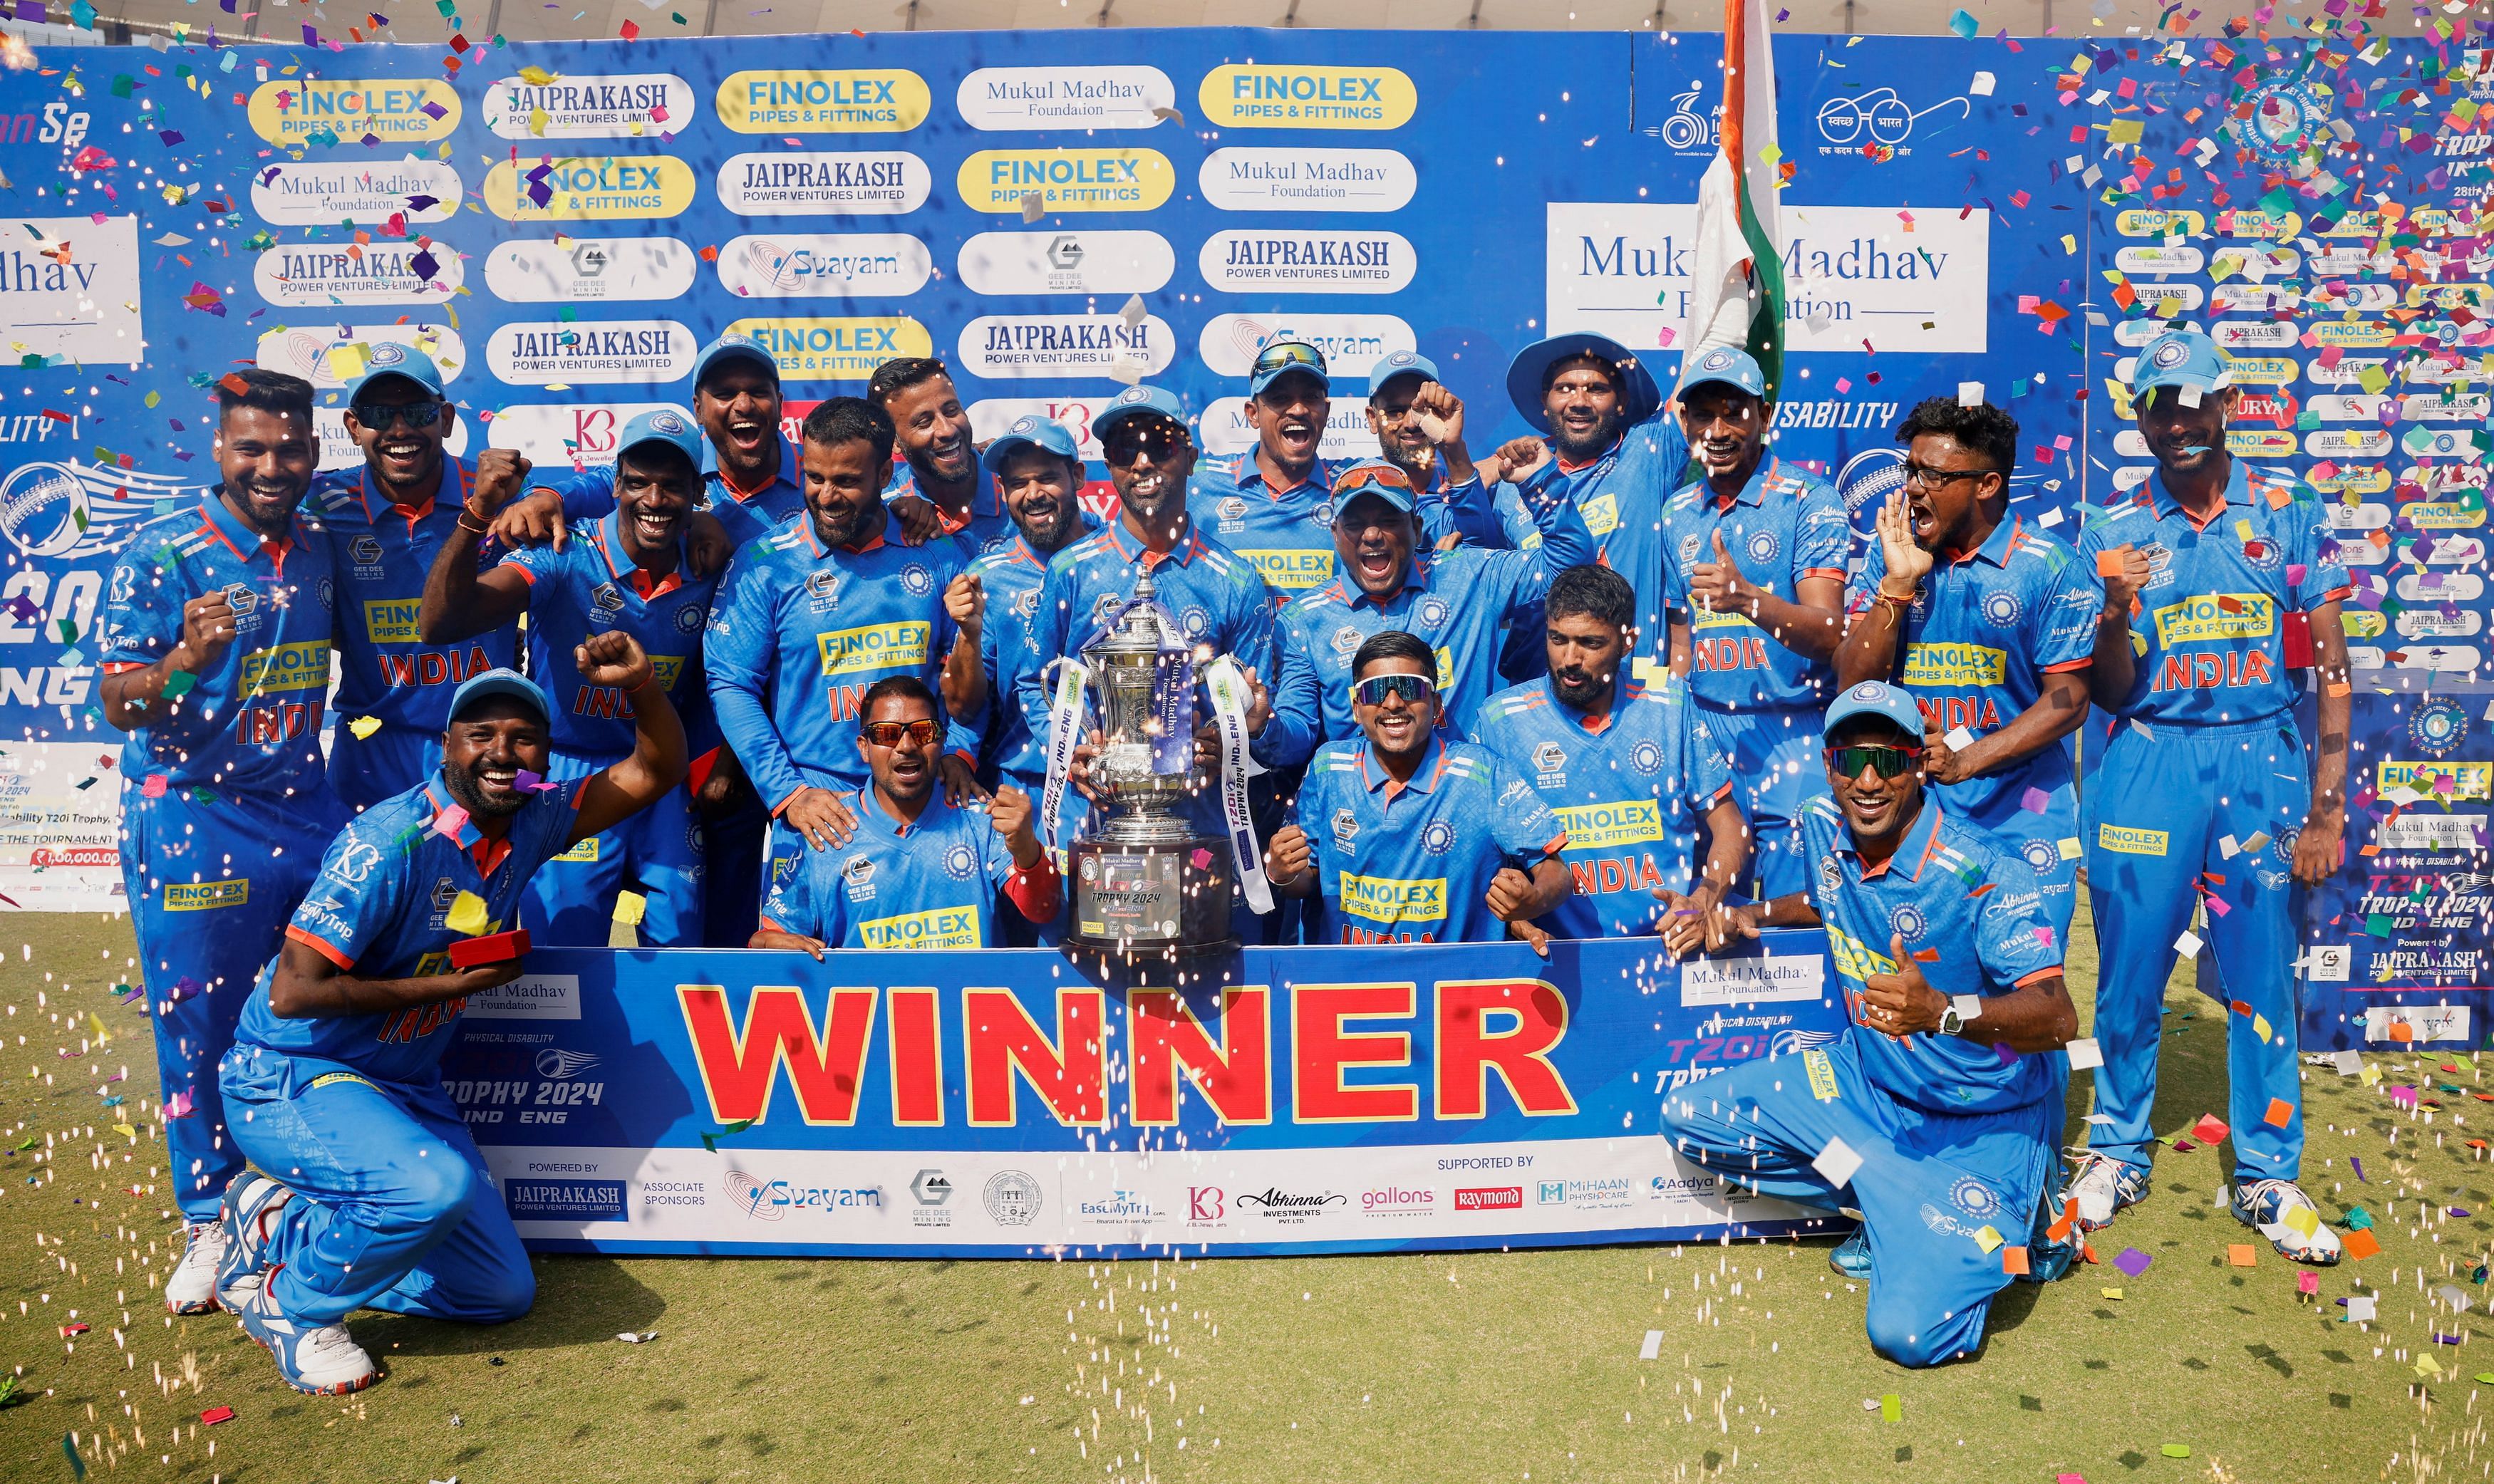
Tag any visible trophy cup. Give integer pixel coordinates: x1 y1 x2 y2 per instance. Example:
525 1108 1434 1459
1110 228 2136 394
1060 568 1241 957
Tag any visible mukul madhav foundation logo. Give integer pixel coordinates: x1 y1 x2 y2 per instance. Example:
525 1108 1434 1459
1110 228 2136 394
715 70 930 132
1196 64 1416 128
249 78 460 145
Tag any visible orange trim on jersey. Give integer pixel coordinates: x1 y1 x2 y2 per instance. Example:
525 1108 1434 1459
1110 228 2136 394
100 660 150 675
1800 566 1848 581
286 924 356 971
2012 966 2061 989
2041 658 2092 674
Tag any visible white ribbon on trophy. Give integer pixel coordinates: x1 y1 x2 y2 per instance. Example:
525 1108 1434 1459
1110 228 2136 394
1201 655 1273 915
1038 656 1089 848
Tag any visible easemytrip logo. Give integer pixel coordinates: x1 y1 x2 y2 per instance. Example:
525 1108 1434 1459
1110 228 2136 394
716 152 931 217
722 1170 885 1220
249 162 462 227
955 149 1175 214
725 316 933 381
482 156 695 222
485 73 693 139
248 78 460 145
254 242 462 307
2381 760 2494 801
717 234 933 299
715 70 930 133
2153 593 2274 647
1197 63 1415 129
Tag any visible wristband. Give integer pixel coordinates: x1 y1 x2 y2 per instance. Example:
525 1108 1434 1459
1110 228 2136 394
1875 586 1915 608
456 509 492 535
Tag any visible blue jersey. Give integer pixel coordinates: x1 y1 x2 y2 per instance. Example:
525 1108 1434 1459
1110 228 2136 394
1526 412 1692 640
885 461 1020 563
1471 677 1735 939
1294 735 1566 945
968 526 1092 790
1846 517 2104 816
99 491 337 801
2075 460 2347 726
705 513 970 811
759 788 1021 948
559 430 807 551
1189 450 1483 603
1800 795 2063 1114
1261 476 1594 764
504 509 719 761
307 460 517 735
1660 456 1853 710
236 771 586 1083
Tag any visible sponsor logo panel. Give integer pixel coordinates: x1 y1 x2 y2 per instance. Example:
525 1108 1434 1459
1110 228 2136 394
485 73 695 138
485 319 698 385
484 238 700 303
1198 147 1417 212
247 78 461 145
728 316 935 380
955 66 1176 130
715 70 932 132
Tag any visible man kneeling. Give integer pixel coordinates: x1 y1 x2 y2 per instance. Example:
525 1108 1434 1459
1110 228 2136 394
1660 680 2079 1369
214 638 685 1394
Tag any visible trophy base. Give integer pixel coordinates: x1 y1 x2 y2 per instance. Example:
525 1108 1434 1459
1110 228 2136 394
1065 836 1237 957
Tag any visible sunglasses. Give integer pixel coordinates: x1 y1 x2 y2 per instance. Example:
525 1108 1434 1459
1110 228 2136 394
1352 673 1437 708
1825 744 1923 780
861 718 941 748
1103 422 1186 459
351 401 445 431
1335 462 1414 497
1252 341 1325 377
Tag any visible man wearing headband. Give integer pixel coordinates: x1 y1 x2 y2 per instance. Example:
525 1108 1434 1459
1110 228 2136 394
213 651 686 1394
1658 345 1852 902
1266 630 1571 950
2062 326 2350 1265
1662 680 2078 1368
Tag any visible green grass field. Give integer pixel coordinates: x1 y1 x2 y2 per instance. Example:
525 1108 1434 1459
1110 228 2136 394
2 907 2488 1483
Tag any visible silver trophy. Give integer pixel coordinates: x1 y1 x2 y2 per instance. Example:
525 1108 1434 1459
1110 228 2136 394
1062 568 1238 956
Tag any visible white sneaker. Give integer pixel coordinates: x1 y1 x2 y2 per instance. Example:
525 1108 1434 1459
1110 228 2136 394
164 1221 229 1315
234 1280 380 1396
2232 1178 2345 1265
2061 1150 2151 1233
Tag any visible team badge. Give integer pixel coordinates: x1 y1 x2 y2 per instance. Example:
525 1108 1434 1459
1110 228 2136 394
1181 606 1211 638
2149 338 2193 370
2411 698 2470 758
1533 742 1566 772
1314 503 1335 526
1890 903 1928 942
1745 528 1779 564
350 536 383 565
1417 597 1449 630
1421 821 1455 855
430 877 460 910
1847 681 1885 702
943 844 977 881
1946 1176 2002 1221
1696 346 1739 373
675 605 707 634
367 342 410 368
1331 625 1362 656
1817 855 1843 896
1094 592 1124 624
2021 839 2059 875
1630 740 1664 775
901 564 934 597
1981 589 2023 627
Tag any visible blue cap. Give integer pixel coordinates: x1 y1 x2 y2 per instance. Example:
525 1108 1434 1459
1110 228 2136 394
448 667 552 728
2131 327 2232 399
1821 680 1925 743
693 331 779 390
616 407 703 471
1367 348 1439 400
1678 343 1769 401
343 341 446 403
981 413 1082 476
1505 332 1662 431
1090 383 1193 444
1246 338 1330 398
1330 460 1417 518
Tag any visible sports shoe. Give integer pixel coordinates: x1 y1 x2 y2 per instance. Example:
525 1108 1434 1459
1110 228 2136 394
232 1279 379 1396
1828 1225 1873 1279
2232 1178 2344 1265
216 1173 294 1310
163 1220 228 1315
2061 1149 2151 1233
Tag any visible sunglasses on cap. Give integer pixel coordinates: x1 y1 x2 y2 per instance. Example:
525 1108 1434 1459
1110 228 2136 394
1824 744 1923 780
1252 341 1325 377
1333 463 1414 498
861 718 941 748
1102 420 1187 457
351 400 445 430
1352 673 1437 708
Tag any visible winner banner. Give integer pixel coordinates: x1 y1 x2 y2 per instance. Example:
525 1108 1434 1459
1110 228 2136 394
441 931 1844 1258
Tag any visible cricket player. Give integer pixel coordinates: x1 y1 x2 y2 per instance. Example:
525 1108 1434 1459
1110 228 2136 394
1833 397 2101 937
2063 326 2350 1263
874 356 1017 556
212 650 684 1394
100 368 345 1314
1662 681 2079 1368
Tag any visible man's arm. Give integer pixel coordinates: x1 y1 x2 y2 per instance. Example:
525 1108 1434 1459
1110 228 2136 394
1928 668 2093 784
2087 544 2148 710
1504 448 1596 588
1832 492 1928 686
1263 824 1319 898
98 591 234 732
939 570 988 721
418 449 539 643
1860 945 2079 1056
267 936 522 1019
569 632 689 843
1253 618 1323 769
2294 599 2352 886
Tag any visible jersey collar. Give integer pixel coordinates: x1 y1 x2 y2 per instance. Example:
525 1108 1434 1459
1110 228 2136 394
591 509 690 600
355 456 466 529
1345 551 1431 610
422 779 520 878
858 783 952 840
1236 450 1334 501
1554 435 1624 475
1106 518 1204 569
200 487 304 568
1709 455 1780 512
1950 514 2023 569
1839 797 1946 883
1355 733 1451 799
798 508 893 559
886 460 1003 529
1542 677 1620 735
703 431 802 505
2148 458 2252 532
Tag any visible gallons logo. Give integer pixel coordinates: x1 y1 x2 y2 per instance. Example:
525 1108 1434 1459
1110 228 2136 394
254 242 462 307
727 317 933 380
715 70 931 133
1196 147 1417 212
247 78 461 145
1197 64 1415 129
484 238 700 303
955 149 1176 214
722 1171 884 1220
1198 229 1417 294
485 320 698 385
717 234 934 299
485 72 695 139
956 231 1176 296
249 162 463 227
955 66 1176 130
482 155 697 222
958 313 1174 380
1360 1185 1432 1218
716 152 932 216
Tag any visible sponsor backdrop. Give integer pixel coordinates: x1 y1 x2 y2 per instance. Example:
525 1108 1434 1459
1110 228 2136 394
441 932 1843 1256
0 27 2074 910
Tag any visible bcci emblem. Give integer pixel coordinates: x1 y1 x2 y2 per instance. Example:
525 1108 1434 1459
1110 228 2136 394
2021 839 2059 875
648 410 690 436
2149 338 2193 370
1181 606 1211 638
1745 528 1779 564
1417 597 1450 630
1947 1176 2002 1221
1009 415 1043 437
1848 682 1885 702
1890 903 1928 942
901 564 934 598
1422 821 1456 855
368 342 409 368
1630 740 1664 775
1982 589 2023 627
675 604 707 634
943 844 977 881
1314 503 1335 526
2410 698 2470 759
1697 347 1739 373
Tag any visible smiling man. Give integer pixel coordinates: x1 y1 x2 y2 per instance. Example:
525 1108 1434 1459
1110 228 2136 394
750 677 1060 955
214 652 684 1395
99 368 346 1317
1662 680 2079 1369
1186 338 1364 604
418 409 721 947
873 356 1015 557
2064 326 2351 1263
1833 398 2101 938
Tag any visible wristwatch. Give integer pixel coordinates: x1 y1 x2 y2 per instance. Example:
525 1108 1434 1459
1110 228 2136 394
1938 994 1982 1037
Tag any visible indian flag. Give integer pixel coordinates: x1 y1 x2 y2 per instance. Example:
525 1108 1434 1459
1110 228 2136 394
1685 0 1786 397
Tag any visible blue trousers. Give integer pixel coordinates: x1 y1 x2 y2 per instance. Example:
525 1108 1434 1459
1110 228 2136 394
521 752 703 948
2083 715 2308 1182
700 792 767 949
221 1047 534 1329
1660 1033 2059 1369
327 724 439 816
122 786 340 1220
1946 772 2081 943
1692 702 1828 901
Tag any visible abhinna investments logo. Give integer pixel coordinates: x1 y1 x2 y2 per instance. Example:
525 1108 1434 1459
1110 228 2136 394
725 316 933 380
1196 63 1416 128
715 70 930 132
248 78 460 145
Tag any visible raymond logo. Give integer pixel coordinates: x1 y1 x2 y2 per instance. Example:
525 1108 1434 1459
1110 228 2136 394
1454 1186 1524 1211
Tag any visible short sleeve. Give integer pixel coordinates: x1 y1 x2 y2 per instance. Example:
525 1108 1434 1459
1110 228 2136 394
1845 540 1889 619
1484 754 1566 859
973 808 1018 893
1794 482 1853 581
1972 849 2063 991
1677 697 1737 812
2031 547 2105 671
99 549 180 668
287 818 413 970
1656 499 1692 612
1292 764 1342 901
2287 492 2351 610
499 539 565 593
760 849 821 939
